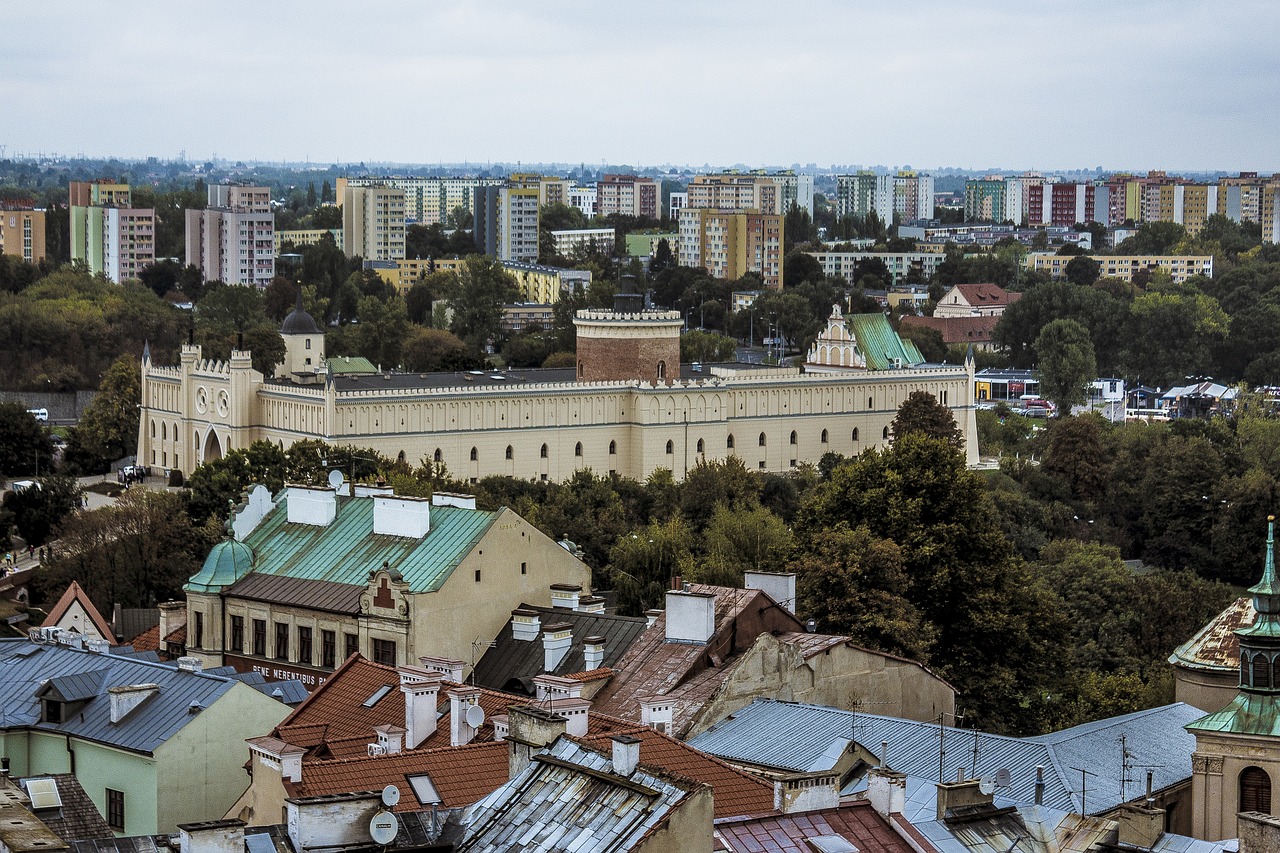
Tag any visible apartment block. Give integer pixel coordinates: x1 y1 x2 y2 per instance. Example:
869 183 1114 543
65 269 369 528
1262 183 1280 244
893 170 935 222
337 176 502 225
669 191 688 221
678 208 782 288
963 177 1007 223
1028 252 1214 284
1025 182 1096 227
69 181 155 283
836 172 893 222
597 174 661 219
501 261 592 303
762 170 815 217
186 185 275 287
275 229 342 251
550 228 615 258
0 207 46 264
474 183 540 263
342 184 406 261
568 185 597 219
804 250 944 286
687 174 780 214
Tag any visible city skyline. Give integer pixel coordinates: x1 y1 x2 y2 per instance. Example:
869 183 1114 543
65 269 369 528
5 1 1280 171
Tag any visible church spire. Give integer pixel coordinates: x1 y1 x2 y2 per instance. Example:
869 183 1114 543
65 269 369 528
1236 516 1280 692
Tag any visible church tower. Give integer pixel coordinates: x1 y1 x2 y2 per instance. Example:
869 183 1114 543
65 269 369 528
276 292 325 383
1187 516 1280 840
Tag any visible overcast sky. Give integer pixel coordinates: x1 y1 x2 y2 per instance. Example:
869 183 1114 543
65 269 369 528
6 1 1278 172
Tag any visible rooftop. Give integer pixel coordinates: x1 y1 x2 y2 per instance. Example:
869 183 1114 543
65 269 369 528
715 802 914 853
1168 596 1252 672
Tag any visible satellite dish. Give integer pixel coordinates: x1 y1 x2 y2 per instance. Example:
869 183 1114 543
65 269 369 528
979 777 996 796
465 704 486 728
369 810 398 846
328 469 345 490
995 768 1012 787
381 785 401 807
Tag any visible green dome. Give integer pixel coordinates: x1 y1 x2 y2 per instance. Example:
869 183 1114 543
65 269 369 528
186 539 254 593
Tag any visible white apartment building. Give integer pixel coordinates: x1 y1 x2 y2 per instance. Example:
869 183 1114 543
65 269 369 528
568 185 597 219
804 251 944 285
835 173 894 222
342 185 406 261
338 176 503 225
551 228 614 257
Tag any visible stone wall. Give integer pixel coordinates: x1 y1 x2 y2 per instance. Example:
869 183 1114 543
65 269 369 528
0 390 97 421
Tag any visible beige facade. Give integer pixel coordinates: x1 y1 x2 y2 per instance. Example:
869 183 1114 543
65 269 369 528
342 185 406 261
1028 253 1214 284
687 174 781 214
0 208 46 264
678 208 783 289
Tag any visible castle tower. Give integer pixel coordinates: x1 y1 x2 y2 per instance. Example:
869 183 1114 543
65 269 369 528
573 308 683 384
276 292 325 383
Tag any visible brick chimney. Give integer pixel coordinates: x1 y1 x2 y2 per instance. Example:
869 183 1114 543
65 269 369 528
398 666 442 749
867 766 907 818
506 705 567 780
773 772 840 814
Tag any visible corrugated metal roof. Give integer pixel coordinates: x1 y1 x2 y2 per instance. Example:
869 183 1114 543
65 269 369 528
224 573 362 614
689 699 1202 815
241 495 496 593
846 313 923 370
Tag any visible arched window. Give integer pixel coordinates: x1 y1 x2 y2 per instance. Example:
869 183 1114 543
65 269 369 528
868 396 874 409
882 425 890 440
821 429 828 443
540 444 548 458
574 442 583 457
852 428 859 441
665 440 674 454
696 438 705 454
727 434 735 449
578 360 585 378
1241 766 1272 814
161 422 167 440
1254 653 1270 690
398 450 406 463
505 445 514 460
609 440 616 455
789 430 798 445
657 361 666 380
150 420 156 438
759 432 767 447
433 448 443 463
470 447 478 461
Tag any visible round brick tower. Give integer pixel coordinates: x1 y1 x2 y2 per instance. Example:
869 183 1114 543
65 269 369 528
573 309 683 384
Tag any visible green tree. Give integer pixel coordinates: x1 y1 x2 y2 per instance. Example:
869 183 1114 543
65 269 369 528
1034 319 1096 415
697 504 793 586
608 517 696 615
351 295 410 368
1121 289 1228 387
650 238 675 275
889 390 962 447
243 326 287 376
897 323 946 362
196 282 268 336
64 356 141 474
680 330 737 364
439 255 519 349
1040 414 1109 502
1064 255 1101 286
0 403 53 480
2 474 81 547
679 456 761 532
401 327 478 372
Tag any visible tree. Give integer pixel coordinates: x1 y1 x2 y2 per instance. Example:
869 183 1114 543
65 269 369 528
351 295 410 368
243 326 287 376
2 474 81 547
263 277 299 323
0 403 53 480
1120 289 1228 387
64 356 141 474
1040 414 1109 502
439 255 519 350
196 282 267 336
680 330 737 364
1034 319 1096 415
401 327 477 372
783 251 823 288
1064 255 1101 286
697 504 793 587
992 281 1125 370
897 323 946 363
650 238 675 275
889 391 962 448
608 517 696 615
783 205 815 253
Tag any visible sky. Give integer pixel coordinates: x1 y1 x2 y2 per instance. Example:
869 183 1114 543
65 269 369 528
6 1 1280 172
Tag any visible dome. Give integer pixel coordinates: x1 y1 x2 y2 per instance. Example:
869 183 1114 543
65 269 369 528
281 305 320 335
186 538 255 593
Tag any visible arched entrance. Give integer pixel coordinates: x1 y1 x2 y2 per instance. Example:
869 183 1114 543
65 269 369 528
203 429 223 463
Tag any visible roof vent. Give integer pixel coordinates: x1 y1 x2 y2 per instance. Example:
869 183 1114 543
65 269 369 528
664 590 716 644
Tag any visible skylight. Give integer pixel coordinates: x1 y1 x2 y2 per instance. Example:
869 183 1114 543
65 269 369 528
23 778 62 811
362 684 394 708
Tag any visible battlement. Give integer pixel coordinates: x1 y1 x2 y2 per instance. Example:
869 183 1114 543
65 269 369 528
573 309 683 323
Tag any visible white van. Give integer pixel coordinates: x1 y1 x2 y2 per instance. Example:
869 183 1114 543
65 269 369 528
26 408 48 422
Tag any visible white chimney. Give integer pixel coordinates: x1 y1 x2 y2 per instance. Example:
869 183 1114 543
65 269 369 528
418 655 465 682
431 491 477 510
448 687 483 746
286 792 383 853
611 735 641 777
247 736 304 783
232 484 275 541
86 637 111 654
543 623 573 671
550 584 582 610
286 485 337 526
492 714 509 741
158 600 187 645
583 636 605 670
511 609 541 642
645 609 663 628
109 684 160 723
177 656 203 673
578 596 606 614
178 818 245 853
353 484 395 497
743 571 798 614
640 698 673 734
555 697 591 737
398 666 442 749
373 724 405 755
533 674 583 701
867 766 907 817
774 772 841 814
373 495 431 538
664 590 716 644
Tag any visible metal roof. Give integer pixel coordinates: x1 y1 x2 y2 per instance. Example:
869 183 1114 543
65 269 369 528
0 639 269 756
239 495 497 594
688 699 1203 815
224 572 362 614
846 313 924 370
1186 691 1280 738
1168 597 1251 672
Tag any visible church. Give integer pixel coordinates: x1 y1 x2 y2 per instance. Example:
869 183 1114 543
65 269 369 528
137 300 978 482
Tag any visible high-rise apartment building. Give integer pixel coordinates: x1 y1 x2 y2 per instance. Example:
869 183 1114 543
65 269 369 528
760 170 815 217
678 208 783 288
1025 182 1097 227
568 185 597 219
473 180 540 263
963 177 1007 223
338 176 503 226
836 172 894 223
186 185 275 287
342 185 406 261
0 207 46 264
1263 183 1280 245
893 171 935 222
69 181 155 282
688 174 780 214
596 174 661 219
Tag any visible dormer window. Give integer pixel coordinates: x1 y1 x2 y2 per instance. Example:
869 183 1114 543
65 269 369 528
42 699 63 724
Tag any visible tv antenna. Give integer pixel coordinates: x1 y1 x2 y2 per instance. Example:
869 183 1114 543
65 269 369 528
1069 765 1098 814
936 709 965 782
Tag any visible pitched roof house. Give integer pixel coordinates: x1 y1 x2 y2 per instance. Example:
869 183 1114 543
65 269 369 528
39 582 116 643
933 284 1021 318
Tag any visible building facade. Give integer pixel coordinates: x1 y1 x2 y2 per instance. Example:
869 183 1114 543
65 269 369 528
341 184 406 261
337 176 503 225
0 207 46 264
803 250 945 286
185 185 275 287
69 181 155 282
473 183 540 263
550 227 614 257
677 208 783 288
1028 252 1214 284
836 172 893 223
687 174 780 214
596 174 661 219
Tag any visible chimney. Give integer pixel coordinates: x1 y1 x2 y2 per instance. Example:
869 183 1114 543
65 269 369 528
158 600 187 645
543 623 573 671
550 584 582 610
583 636 605 670
578 595 606 614
492 714 509 741
645 609 663 628
611 735 640 777
176 656 203 673
743 571 798 614
417 655 466 682
506 705 568 780
285 485 337 526
398 666 442 749
431 491 477 510
373 494 431 538
640 698 673 734
554 698 592 736
1034 765 1044 806
372 724 405 755
511 608 541 642
664 590 716 644
286 792 383 853
178 819 245 853
247 736 304 783
1116 803 1165 849
773 772 841 814
1238 812 1280 853
86 637 111 654
109 684 159 723
448 687 483 747
533 674 583 701
867 766 907 818
936 777 994 822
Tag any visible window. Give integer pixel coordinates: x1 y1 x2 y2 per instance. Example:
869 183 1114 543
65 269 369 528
821 429 829 443
230 616 244 653
107 789 125 831
1254 654 1271 689
1241 766 1272 814
42 699 63 724
759 432 767 447
475 569 482 583
539 443 548 458
727 434 735 449
345 633 359 661
305 339 311 350
882 426 890 440
433 448 443 462
521 561 527 575
575 442 583 457
578 360 584 378
868 396 874 409
253 620 266 656
852 428 859 441
790 430 798 445
193 611 204 649
274 623 289 660
665 440 674 454
609 440 616 455
506 445 514 460
470 447 478 461
696 438 705 454
298 627 313 665
372 639 397 667
321 630 336 668
657 360 666 380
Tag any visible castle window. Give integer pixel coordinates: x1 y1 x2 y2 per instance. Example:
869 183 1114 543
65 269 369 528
666 440 674 454
727 434 735 449
1241 766 1272 814
609 440 616 455
882 426 890 440
305 338 311 350
790 430 798 445
578 360 584 378
1254 653 1271 689
575 442 583 457
150 420 156 438
853 428 860 441
868 396 874 409
470 447 478 461
697 438 705 454
821 429 828 443
506 445 514 460
540 444 548 458
657 360 666 380
759 432 767 447
433 448 443 463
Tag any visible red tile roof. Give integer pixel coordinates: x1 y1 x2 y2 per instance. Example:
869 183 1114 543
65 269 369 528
714 802 915 853
952 283 1018 306
41 581 115 640
128 623 162 652
901 314 1000 345
577 727 776 820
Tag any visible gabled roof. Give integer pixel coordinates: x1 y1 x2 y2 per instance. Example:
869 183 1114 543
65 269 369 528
327 356 378 375
470 604 647 694
689 699 1203 816
0 639 259 756
715 802 915 853
457 737 704 852
40 581 115 641
901 314 1000 346
948 283 1019 307
845 313 925 369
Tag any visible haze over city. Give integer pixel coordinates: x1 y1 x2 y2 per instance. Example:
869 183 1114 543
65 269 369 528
7 0 1280 171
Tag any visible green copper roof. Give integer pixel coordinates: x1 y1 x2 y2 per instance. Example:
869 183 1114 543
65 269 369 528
187 539 255 593
237 494 497 593
1250 518 1280 597
1186 690 1280 737
1239 517 1280 641
327 356 378 375
845 313 924 370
